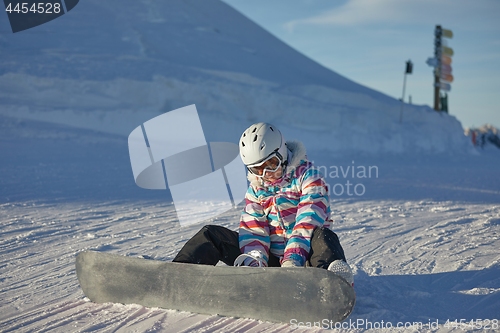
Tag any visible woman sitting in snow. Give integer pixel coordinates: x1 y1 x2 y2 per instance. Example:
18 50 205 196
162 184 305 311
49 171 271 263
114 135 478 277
173 122 353 286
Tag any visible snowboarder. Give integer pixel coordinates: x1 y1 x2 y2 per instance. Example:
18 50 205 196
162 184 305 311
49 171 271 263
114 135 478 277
173 122 353 286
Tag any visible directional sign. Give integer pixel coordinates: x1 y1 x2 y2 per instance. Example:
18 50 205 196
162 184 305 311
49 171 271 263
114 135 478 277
426 57 437 67
441 64 452 75
442 46 454 57
441 55 452 65
442 28 453 39
435 82 451 92
426 57 438 67
440 72 454 83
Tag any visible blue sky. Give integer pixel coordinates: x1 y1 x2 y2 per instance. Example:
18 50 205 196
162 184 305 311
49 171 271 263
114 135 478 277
222 0 500 129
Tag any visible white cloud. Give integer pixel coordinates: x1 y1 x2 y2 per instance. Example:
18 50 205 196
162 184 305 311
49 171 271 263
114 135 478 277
284 0 500 31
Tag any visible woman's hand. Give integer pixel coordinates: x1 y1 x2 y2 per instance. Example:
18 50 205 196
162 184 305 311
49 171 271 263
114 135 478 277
234 250 267 267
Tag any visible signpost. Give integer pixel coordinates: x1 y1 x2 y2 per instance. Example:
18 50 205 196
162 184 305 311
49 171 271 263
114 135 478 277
427 25 454 112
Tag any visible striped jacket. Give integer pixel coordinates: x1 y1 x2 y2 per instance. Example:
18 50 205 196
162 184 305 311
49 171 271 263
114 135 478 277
239 141 332 266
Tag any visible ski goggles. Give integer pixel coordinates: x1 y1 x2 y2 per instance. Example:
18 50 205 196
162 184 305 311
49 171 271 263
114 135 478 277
246 152 283 177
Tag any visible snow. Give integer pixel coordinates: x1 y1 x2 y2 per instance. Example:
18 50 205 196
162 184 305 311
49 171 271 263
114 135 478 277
1 0 499 332
0 0 472 154
1 117 499 332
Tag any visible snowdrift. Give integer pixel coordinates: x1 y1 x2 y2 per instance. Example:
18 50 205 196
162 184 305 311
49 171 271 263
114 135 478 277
0 0 471 154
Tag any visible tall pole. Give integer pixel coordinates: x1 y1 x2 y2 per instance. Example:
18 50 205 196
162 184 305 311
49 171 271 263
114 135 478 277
434 25 442 111
400 60 412 123
399 72 407 123
434 72 440 111
427 25 453 111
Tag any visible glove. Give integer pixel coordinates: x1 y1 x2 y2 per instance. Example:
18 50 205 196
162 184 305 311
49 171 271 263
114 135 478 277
234 250 267 267
281 259 304 268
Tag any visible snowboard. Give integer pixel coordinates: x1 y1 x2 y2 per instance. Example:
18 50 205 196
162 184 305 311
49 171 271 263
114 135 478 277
75 251 356 324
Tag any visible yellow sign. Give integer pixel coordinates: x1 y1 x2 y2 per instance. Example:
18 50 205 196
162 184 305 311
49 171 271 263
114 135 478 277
442 28 453 39
442 46 454 57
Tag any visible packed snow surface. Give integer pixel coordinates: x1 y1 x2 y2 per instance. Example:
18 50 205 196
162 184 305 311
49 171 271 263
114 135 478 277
1 0 499 332
0 116 499 332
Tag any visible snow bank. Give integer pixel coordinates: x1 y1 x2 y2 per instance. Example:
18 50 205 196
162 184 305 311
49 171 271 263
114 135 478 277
0 71 472 155
0 0 472 154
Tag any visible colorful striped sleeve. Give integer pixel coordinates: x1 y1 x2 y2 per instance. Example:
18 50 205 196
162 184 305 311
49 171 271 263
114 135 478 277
239 186 270 263
282 167 329 266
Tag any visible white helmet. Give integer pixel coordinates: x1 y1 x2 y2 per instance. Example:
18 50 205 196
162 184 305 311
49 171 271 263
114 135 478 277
239 122 287 166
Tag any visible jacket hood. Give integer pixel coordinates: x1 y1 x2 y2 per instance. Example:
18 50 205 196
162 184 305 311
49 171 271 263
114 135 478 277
247 140 307 188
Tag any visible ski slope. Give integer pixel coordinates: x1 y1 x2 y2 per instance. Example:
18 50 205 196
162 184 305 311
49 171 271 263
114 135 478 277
0 0 470 154
0 116 499 332
1 0 499 331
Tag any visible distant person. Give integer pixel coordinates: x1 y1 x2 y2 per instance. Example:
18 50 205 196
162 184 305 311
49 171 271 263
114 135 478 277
480 133 486 148
173 123 354 286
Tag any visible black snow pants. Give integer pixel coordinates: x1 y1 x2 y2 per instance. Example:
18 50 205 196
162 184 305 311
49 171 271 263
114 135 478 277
173 225 347 268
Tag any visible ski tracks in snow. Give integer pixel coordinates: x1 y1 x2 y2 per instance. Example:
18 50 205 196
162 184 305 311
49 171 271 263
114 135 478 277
334 200 500 327
0 201 314 332
1 199 499 332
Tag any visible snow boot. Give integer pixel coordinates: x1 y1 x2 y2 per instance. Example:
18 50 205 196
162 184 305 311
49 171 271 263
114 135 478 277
328 260 354 287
